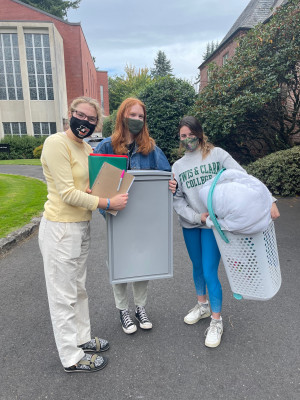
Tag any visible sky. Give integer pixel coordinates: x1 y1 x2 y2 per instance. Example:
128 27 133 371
67 0 250 86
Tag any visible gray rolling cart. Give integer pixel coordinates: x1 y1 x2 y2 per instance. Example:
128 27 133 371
106 170 173 284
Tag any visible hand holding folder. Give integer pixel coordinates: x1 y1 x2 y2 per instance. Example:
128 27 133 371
91 162 134 216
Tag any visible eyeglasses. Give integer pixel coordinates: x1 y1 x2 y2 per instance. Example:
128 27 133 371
73 110 98 125
179 133 196 140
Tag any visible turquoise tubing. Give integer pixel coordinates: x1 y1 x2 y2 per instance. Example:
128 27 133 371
207 168 229 243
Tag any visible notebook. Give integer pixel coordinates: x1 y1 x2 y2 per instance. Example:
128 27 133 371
88 154 128 188
91 162 134 216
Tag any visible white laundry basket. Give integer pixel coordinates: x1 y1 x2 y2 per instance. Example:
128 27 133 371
207 169 281 301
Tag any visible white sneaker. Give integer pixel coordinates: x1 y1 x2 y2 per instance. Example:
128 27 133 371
205 318 223 348
184 303 211 324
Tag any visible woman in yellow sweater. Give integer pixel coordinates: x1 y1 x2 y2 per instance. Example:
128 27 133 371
39 96 128 373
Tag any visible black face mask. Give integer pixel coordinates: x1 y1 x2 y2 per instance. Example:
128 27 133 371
69 116 96 139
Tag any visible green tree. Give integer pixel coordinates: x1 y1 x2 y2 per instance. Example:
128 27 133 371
151 51 173 78
102 110 118 138
195 0 300 163
202 40 219 61
138 76 196 160
21 0 81 19
108 64 152 112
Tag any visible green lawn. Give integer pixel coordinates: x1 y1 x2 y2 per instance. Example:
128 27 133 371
0 159 41 165
0 174 47 238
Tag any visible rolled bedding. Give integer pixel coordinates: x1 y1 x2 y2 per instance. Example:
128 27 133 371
199 169 273 235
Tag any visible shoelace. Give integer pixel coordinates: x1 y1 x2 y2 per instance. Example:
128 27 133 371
121 311 134 328
188 304 200 313
137 307 149 323
205 321 221 337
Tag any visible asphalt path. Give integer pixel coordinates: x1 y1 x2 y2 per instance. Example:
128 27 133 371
0 166 299 400
0 164 45 181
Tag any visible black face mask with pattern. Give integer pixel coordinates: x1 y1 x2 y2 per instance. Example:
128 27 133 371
69 116 96 139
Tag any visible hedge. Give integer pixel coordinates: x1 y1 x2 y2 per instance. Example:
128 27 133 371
0 136 46 160
245 146 300 197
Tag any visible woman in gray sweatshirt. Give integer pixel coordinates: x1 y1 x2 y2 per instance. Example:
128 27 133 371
172 116 279 348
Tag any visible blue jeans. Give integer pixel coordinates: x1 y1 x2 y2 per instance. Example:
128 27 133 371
182 227 222 313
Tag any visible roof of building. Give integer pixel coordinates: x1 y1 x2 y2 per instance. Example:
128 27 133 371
200 0 289 68
220 0 289 46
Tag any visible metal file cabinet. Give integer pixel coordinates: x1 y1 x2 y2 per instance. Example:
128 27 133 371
106 170 173 284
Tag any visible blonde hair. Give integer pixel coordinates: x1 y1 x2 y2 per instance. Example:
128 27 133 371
69 96 102 131
111 97 155 155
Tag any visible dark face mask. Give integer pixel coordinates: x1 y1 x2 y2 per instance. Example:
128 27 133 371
69 116 96 139
124 118 144 136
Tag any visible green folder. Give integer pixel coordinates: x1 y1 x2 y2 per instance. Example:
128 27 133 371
88 154 128 187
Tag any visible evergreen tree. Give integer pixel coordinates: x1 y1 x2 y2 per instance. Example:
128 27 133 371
139 76 196 161
21 0 81 19
202 40 219 61
151 51 173 78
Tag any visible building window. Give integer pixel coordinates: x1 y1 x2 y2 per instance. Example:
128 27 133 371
33 122 56 136
25 33 54 100
100 85 104 109
207 69 211 83
0 33 23 100
222 52 229 66
3 122 27 136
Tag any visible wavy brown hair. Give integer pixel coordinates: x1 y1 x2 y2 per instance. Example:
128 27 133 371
179 116 213 159
111 98 155 155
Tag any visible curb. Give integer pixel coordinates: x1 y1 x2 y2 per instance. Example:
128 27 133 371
0 215 42 256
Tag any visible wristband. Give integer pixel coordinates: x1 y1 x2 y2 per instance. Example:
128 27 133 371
105 198 110 210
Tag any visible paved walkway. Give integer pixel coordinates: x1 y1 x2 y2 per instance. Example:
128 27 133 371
0 166 299 400
0 164 45 181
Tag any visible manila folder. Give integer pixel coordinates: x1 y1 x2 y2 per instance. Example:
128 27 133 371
91 162 134 216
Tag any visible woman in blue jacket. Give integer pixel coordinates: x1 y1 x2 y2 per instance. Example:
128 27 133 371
94 97 176 335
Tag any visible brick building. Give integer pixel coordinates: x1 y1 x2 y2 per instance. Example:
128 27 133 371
199 0 288 91
0 0 109 138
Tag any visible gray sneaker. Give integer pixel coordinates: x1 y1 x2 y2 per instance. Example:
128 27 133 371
184 303 211 324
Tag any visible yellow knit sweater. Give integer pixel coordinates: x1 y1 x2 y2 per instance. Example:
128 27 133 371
41 132 99 222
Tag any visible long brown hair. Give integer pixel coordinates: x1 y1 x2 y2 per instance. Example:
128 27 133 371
111 98 155 155
179 116 213 159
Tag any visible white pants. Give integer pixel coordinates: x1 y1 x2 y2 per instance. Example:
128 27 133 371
38 217 91 368
112 280 149 310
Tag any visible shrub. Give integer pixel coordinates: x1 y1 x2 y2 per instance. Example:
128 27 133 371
102 110 117 138
33 144 43 159
0 136 46 160
138 76 196 161
245 146 300 196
